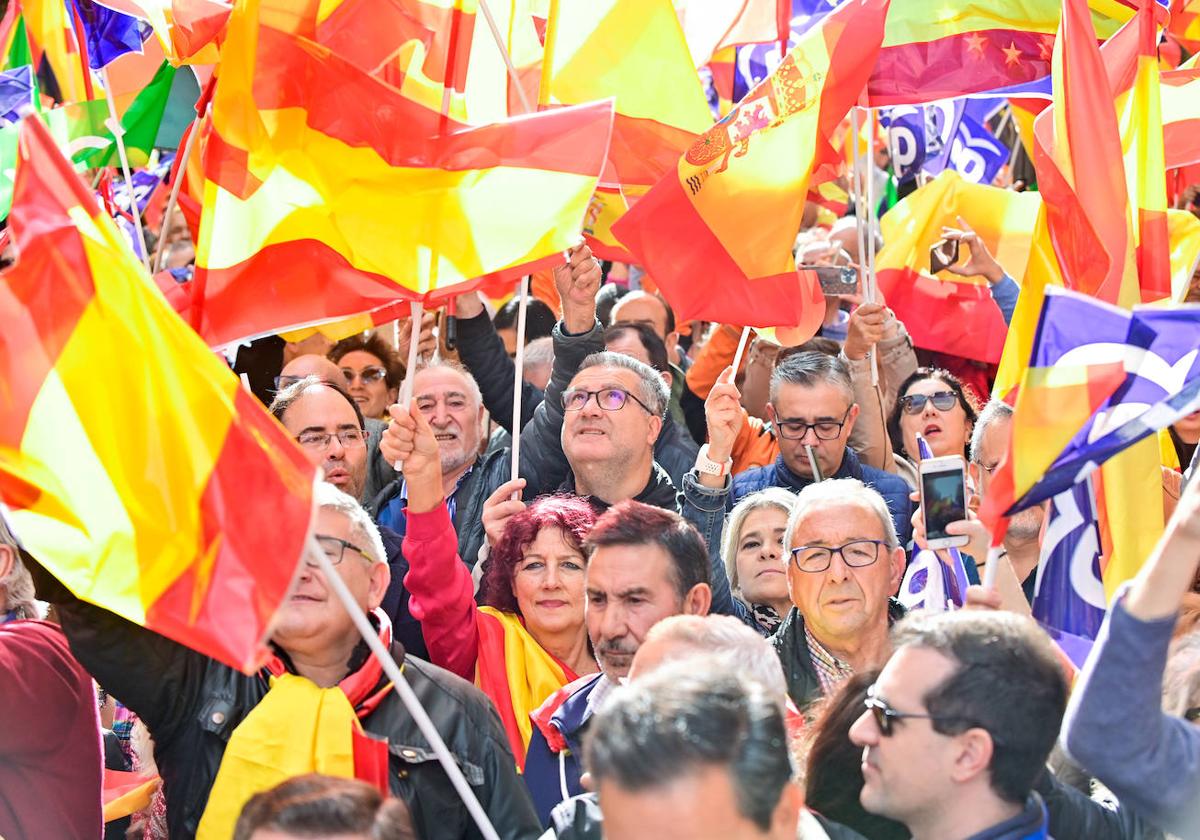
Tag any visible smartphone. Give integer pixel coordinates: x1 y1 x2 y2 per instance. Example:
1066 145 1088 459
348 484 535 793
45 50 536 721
919 455 969 549
803 264 858 296
929 238 960 274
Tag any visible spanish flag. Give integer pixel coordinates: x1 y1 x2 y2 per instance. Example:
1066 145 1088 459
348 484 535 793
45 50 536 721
192 0 613 349
875 170 1041 364
540 0 712 261
1161 64 1200 169
867 0 1141 106
1108 2 1171 302
673 0 788 68
0 114 317 673
612 0 888 328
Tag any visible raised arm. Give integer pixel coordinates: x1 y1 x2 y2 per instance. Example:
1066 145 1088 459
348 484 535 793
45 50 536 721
454 291 544 435
517 244 605 496
388 400 480 681
1063 477 1200 834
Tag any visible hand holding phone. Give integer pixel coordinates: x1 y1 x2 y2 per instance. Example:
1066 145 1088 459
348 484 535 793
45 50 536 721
919 455 970 549
929 238 960 274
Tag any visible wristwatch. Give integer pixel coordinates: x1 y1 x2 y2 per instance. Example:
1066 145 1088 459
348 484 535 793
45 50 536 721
695 444 733 477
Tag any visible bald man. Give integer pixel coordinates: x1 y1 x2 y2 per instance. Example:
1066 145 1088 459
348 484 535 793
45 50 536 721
277 354 395 507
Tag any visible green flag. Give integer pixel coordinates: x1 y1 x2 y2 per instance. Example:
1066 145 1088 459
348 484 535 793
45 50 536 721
79 60 176 168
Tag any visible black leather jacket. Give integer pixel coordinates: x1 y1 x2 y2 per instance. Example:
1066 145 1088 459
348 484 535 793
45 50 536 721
33 567 541 840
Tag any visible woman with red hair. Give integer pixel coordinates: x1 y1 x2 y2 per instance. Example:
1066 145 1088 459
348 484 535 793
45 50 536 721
393 402 597 765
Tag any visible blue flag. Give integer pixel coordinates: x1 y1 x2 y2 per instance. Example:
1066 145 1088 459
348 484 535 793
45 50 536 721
1032 482 1106 667
0 66 36 125
940 113 1009 185
71 0 153 70
1011 292 1200 513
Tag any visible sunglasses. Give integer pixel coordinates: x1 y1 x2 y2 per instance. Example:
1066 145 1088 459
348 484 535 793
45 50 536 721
342 366 388 385
899 390 959 415
864 685 980 738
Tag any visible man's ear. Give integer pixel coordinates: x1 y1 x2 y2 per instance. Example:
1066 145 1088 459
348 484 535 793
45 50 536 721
684 583 712 616
367 561 391 611
659 369 673 391
843 402 861 438
949 728 996 787
647 413 663 446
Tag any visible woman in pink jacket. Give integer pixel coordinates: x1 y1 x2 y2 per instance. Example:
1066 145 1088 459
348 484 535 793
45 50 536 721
387 401 597 766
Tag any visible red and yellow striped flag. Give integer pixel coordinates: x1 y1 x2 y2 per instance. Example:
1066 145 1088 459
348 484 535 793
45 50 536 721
539 0 712 262
0 115 317 673
673 0 788 68
1160 64 1200 169
192 0 613 349
1107 1 1171 301
1034 0 1136 307
612 0 888 329
875 170 1041 364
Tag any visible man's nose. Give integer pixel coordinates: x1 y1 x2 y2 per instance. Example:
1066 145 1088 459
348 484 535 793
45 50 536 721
848 709 878 747
826 549 852 583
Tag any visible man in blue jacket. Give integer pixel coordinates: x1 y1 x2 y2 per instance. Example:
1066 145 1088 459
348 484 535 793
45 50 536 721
732 352 912 545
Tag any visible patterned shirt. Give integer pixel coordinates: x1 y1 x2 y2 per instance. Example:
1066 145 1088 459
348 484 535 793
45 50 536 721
805 625 854 696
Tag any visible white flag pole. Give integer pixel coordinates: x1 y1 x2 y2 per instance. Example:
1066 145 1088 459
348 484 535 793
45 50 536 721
100 67 150 270
312 542 501 840
509 276 530 491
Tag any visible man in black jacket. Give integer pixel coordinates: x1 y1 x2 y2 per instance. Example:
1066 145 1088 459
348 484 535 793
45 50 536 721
373 245 606 566
31 482 541 840
453 293 696 489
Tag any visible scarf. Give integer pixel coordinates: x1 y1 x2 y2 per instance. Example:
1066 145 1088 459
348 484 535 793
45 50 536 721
475 607 581 769
195 611 394 840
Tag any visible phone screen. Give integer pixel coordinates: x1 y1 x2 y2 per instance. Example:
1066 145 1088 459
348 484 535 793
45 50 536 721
922 467 966 541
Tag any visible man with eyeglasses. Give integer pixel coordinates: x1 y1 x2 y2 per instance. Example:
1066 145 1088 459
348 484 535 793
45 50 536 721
27 482 541 839
772 478 907 708
729 351 912 544
558 351 680 512
848 611 1067 840
271 376 426 659
273 354 398 508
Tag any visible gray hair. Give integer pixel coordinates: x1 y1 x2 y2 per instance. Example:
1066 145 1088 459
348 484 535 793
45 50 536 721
969 399 1013 464
522 336 554 373
314 482 386 566
721 488 796 603
0 514 36 619
769 351 854 406
643 614 789 704
578 351 670 419
412 358 483 410
785 478 898 550
586 665 794 832
1164 631 1200 718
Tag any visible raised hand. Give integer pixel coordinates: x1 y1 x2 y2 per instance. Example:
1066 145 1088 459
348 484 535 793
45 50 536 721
939 217 1005 285
382 401 443 512
481 478 527 547
554 242 603 334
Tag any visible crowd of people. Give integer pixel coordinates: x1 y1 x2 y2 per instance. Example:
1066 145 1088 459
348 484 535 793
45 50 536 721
3 141 1200 839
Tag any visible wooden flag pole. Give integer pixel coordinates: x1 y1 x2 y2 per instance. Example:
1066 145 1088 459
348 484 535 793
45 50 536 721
100 67 150 270
508 276 530 490
154 111 204 273
313 543 501 840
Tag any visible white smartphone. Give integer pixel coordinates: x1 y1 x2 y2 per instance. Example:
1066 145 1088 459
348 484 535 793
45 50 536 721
919 455 969 549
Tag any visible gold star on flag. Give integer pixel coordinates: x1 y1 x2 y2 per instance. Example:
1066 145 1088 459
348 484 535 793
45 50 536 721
1037 37 1053 61
965 32 987 57
1002 41 1022 66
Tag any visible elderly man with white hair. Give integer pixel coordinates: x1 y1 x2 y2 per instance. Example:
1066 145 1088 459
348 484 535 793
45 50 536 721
29 482 541 840
771 478 907 709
